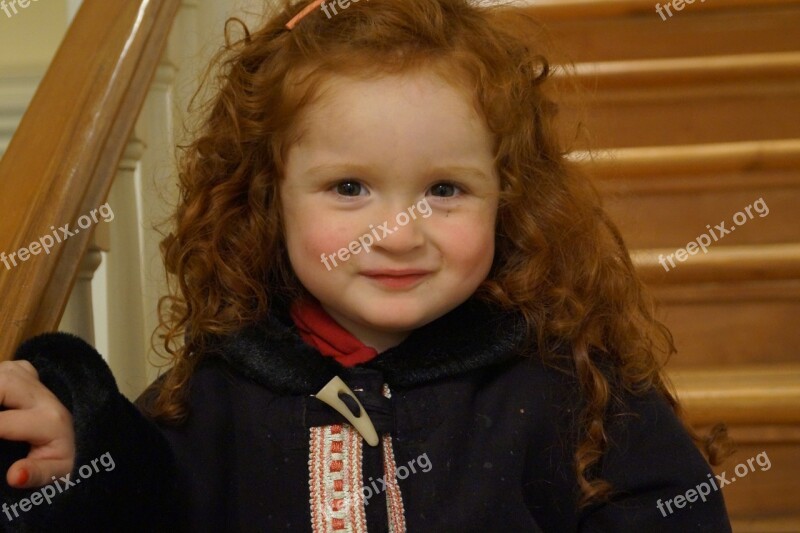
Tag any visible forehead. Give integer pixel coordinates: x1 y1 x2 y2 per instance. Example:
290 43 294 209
287 70 493 162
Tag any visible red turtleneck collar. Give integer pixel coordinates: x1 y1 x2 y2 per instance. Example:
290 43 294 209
289 298 379 367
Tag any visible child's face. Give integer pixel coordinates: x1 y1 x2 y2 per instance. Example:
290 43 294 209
281 70 499 351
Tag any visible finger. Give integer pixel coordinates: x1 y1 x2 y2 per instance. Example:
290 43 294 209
13 360 39 379
0 409 65 444
0 360 38 381
7 458 73 489
0 370 54 410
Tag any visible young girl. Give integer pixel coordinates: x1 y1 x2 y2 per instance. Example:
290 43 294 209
0 0 732 531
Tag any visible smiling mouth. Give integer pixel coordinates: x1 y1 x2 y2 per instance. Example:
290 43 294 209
360 269 432 289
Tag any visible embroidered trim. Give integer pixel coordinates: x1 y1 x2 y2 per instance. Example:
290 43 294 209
309 424 367 532
308 384 406 532
381 384 407 533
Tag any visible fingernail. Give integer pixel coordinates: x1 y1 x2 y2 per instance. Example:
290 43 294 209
16 468 29 486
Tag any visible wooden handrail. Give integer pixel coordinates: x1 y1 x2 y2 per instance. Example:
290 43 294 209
0 0 181 360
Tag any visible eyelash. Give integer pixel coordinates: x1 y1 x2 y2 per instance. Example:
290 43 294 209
329 179 464 198
427 182 461 199
331 179 365 197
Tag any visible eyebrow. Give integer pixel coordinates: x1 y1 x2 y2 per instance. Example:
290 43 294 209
305 163 373 176
305 163 491 181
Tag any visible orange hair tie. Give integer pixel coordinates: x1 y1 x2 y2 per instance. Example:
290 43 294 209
285 0 325 29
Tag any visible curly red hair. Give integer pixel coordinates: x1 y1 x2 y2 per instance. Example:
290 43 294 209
146 0 730 507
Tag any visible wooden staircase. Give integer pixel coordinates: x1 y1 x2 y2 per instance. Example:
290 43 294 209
0 0 797 530
526 0 800 529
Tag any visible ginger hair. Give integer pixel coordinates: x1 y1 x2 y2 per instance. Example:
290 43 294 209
146 0 730 507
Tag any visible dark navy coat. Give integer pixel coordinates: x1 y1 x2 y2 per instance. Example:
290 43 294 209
0 298 731 532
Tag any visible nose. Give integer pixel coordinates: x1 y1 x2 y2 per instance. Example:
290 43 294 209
371 208 425 254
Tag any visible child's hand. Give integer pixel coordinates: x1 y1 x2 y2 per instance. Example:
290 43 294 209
0 360 75 489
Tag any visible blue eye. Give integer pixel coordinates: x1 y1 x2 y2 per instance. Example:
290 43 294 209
429 182 458 197
335 180 363 196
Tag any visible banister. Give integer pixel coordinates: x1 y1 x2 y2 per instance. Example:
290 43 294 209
0 0 181 360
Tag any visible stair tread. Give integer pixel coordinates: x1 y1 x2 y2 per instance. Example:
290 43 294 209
669 364 800 424
525 0 800 19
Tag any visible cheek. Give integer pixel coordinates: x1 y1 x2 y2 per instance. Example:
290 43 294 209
284 209 354 262
437 218 496 272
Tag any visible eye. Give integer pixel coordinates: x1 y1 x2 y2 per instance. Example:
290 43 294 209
428 182 460 198
333 180 365 197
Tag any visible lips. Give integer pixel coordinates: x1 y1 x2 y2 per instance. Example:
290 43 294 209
360 269 432 289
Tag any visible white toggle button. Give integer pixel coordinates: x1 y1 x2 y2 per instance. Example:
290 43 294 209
315 376 380 446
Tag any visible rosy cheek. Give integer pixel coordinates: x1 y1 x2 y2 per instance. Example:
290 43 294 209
438 221 495 262
466 233 495 268
298 223 353 257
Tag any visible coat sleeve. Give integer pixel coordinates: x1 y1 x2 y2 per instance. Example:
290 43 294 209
0 332 183 532
575 388 733 532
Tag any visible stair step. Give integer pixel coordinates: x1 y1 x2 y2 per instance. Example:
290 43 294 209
670 365 800 425
576 138 800 181
670 365 800 522
732 516 800 533
577 140 800 248
555 52 800 148
629 247 800 367
650 284 800 368
523 1 800 62
527 0 799 19
716 439 800 527
565 51 800 88
632 244 800 285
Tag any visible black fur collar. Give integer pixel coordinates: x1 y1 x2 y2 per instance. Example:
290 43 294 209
209 297 529 395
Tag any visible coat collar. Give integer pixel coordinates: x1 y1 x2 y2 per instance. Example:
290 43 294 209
208 296 529 395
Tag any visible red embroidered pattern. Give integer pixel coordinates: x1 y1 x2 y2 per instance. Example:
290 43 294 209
309 424 367 532
381 384 407 533
308 384 407 532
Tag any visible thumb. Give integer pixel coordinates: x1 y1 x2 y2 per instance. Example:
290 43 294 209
7 458 72 489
